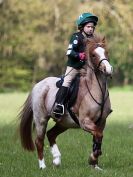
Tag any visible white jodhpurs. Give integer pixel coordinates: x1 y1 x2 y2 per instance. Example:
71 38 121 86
62 66 79 87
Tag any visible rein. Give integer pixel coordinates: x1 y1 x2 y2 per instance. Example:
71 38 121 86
87 58 108 71
86 59 109 124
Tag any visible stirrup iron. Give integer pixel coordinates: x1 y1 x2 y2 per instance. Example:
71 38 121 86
53 104 64 115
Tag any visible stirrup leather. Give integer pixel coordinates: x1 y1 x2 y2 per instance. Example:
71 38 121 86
53 104 64 115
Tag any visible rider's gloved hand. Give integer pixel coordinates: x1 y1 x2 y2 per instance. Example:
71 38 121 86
78 52 86 61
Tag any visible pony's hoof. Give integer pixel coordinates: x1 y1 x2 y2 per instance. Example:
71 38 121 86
93 164 103 171
39 159 46 169
89 155 103 171
53 157 61 167
39 165 46 170
90 164 103 171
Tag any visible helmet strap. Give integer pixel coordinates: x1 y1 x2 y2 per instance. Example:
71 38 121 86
82 31 93 38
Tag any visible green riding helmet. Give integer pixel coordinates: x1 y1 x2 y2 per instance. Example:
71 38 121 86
76 12 98 29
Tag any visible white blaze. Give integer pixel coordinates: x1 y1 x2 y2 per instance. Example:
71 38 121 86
94 47 113 74
95 47 105 60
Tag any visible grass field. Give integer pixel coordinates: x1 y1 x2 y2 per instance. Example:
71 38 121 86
0 89 133 177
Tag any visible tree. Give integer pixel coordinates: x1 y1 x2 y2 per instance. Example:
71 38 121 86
0 0 132 91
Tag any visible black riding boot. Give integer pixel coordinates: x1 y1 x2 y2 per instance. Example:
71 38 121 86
53 86 69 116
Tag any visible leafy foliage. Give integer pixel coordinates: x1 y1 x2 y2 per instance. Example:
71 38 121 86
0 0 132 91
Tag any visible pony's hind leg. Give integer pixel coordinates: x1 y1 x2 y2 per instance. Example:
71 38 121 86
34 115 49 169
47 124 68 166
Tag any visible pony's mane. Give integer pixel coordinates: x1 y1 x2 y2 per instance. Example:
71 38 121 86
80 33 108 77
85 33 107 53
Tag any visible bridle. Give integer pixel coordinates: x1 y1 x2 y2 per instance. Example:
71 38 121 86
95 58 108 71
87 57 109 71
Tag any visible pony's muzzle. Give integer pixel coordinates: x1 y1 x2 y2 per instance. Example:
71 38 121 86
109 66 113 76
105 65 113 76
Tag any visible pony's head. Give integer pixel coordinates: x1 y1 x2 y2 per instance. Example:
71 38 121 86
86 34 113 76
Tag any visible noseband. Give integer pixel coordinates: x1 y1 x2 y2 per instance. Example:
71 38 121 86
87 58 108 73
96 58 108 71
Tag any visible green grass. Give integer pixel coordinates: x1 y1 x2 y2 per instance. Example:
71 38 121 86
0 90 133 177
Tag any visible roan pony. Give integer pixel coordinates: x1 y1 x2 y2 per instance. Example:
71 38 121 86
19 34 113 170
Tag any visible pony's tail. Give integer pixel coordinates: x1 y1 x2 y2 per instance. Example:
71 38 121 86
19 93 35 151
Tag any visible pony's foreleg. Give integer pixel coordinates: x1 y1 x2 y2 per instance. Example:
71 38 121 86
89 131 103 170
80 118 97 133
35 118 48 169
47 124 68 166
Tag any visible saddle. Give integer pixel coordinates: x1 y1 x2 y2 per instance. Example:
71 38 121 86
56 74 80 125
